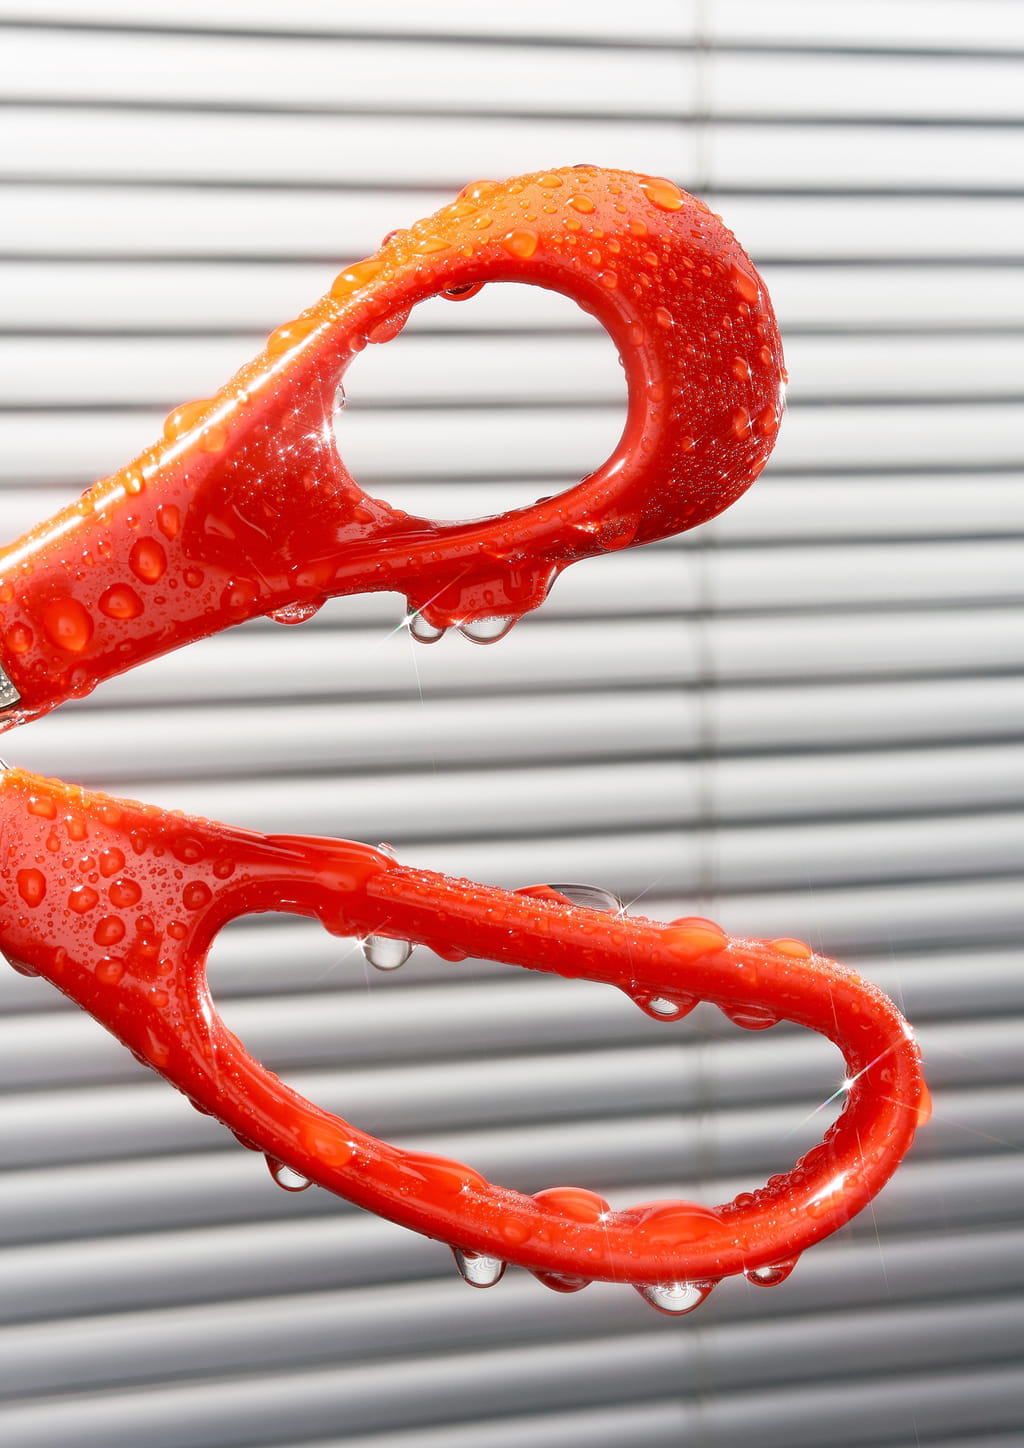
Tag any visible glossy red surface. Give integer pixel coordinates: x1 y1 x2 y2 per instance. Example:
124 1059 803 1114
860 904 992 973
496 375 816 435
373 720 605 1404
0 167 926 1309
0 165 784 726
0 768 927 1298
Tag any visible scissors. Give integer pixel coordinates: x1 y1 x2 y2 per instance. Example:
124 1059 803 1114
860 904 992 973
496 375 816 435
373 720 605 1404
0 165 927 1313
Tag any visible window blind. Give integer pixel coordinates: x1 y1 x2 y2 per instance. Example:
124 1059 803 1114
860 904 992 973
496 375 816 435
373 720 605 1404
0 3 1022 1445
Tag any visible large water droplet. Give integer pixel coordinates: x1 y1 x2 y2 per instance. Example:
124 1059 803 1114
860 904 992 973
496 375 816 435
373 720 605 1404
745 1257 798 1288
458 616 515 645
722 1003 779 1031
641 994 698 1022
638 1280 715 1316
362 935 414 971
453 1248 506 1288
545 882 622 913
270 601 323 626
266 1157 312 1192
532 1270 590 1293
407 611 446 644
442 282 484 301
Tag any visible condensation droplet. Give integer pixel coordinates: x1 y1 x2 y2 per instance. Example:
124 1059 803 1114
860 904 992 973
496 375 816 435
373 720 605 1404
99 584 143 620
129 538 167 584
267 1157 313 1192
442 282 484 301
745 1257 798 1288
722 1003 779 1031
642 994 698 1021
533 1270 590 1293
453 1248 506 1288
641 177 685 212
546 882 622 913
270 601 323 626
362 935 414 971
41 598 93 654
458 616 515 645
638 1280 715 1316
501 229 539 259
407 611 446 644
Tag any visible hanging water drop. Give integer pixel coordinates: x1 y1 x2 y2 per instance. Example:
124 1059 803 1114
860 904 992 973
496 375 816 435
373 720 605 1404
458 616 515 645
453 1248 506 1288
334 381 346 416
266 1157 312 1192
638 1280 715 1316
532 1270 590 1293
745 1257 798 1288
442 282 484 301
407 611 446 644
722 1002 779 1031
642 994 697 1021
270 601 323 626
362 935 414 971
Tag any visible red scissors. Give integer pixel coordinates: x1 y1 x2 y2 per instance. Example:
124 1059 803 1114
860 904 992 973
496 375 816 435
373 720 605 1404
0 166 927 1313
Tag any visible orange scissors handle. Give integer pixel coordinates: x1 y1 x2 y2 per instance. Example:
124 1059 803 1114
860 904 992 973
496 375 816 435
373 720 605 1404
0 165 783 726
0 768 926 1311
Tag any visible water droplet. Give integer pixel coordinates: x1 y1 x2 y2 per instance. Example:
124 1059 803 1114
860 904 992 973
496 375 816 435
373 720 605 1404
96 957 125 986
731 262 760 304
915 1081 933 1128
641 177 685 212
362 935 414 971
501 229 538 259
771 936 813 959
7 956 40 977
458 616 515 645
330 257 384 301
99 584 143 620
270 601 322 626
109 877 141 908
93 916 125 946
654 308 673 330
642 994 698 1021
533 1271 589 1293
367 309 410 344
534 1185 610 1222
722 1003 779 1031
16 868 46 906
442 282 484 302
568 195 595 214
538 173 564 188
545 882 622 913
156 504 181 540
375 841 398 861
68 885 99 913
4 622 32 654
129 538 167 584
453 1248 506 1288
99 847 125 878
183 881 212 912
667 918 728 956
41 598 93 654
638 1281 715 1316
732 356 751 382
267 1157 312 1192
407 611 446 644
745 1257 798 1287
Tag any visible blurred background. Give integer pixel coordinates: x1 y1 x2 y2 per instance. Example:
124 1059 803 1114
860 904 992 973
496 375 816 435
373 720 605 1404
0 2 1022 1444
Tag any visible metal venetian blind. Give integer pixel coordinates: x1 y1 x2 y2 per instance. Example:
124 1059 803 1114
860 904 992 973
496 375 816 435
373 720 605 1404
0 2 1022 1445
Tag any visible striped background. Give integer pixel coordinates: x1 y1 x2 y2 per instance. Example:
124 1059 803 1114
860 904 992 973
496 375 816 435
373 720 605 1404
0 3 1022 1445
